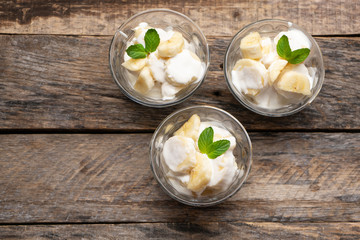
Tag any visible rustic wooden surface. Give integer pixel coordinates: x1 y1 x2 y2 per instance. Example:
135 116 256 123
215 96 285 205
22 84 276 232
0 0 359 239
1 0 359 36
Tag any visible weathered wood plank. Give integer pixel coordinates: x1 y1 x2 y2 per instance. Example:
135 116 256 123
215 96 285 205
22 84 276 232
0 0 359 36
0 133 358 223
0 222 359 239
0 35 359 130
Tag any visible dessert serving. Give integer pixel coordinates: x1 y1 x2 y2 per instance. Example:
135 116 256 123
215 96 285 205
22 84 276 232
231 29 314 109
162 114 242 196
109 9 209 107
122 23 205 100
224 20 325 116
150 105 252 206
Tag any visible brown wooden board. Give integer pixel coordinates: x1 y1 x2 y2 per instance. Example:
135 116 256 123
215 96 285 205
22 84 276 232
0 222 359 239
0 133 359 223
0 0 359 36
0 35 359 131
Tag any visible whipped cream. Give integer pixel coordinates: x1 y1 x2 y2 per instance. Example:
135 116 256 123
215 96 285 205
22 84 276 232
122 22 205 100
274 29 312 51
232 29 316 109
162 114 242 196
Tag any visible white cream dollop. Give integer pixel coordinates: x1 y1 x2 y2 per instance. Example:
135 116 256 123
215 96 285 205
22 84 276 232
231 59 268 95
162 135 196 173
161 82 181 100
166 49 202 86
274 29 312 51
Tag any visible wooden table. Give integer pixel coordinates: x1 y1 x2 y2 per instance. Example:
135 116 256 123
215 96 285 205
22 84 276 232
0 1 359 239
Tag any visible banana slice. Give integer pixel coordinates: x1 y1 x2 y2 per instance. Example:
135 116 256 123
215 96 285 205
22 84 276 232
232 59 268 96
174 114 201 141
187 152 212 192
165 49 202 86
157 31 185 58
276 71 311 96
148 53 166 83
268 59 288 84
134 67 155 94
122 58 147 72
240 32 262 60
162 136 196 173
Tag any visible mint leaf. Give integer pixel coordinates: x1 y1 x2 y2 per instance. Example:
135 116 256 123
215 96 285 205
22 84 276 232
125 29 160 59
126 44 147 59
198 127 214 154
276 35 291 59
144 29 160 53
276 34 310 64
207 140 231 159
197 127 231 159
288 48 310 64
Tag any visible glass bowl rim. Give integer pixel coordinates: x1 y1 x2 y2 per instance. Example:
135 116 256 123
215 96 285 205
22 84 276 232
109 9 210 108
149 105 253 206
224 18 325 117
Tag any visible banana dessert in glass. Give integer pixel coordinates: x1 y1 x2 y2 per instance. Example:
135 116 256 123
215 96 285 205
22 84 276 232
232 29 314 108
161 114 243 196
122 22 206 100
225 20 324 116
109 9 209 107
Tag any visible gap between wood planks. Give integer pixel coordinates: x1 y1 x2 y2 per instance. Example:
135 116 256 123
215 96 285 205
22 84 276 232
0 220 359 226
0 129 359 134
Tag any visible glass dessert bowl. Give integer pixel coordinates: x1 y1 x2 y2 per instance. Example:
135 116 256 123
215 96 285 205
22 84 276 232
150 105 252 206
109 9 210 107
224 19 325 117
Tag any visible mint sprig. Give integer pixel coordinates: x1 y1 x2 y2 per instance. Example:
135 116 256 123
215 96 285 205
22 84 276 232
126 29 160 59
276 35 310 64
198 127 230 159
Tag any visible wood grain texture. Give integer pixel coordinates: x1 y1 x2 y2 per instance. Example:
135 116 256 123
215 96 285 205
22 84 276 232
0 133 359 223
0 0 359 36
0 222 359 239
0 35 359 131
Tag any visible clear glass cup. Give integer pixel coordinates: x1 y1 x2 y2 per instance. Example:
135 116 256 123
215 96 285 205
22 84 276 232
109 9 210 107
150 105 252 206
224 19 325 117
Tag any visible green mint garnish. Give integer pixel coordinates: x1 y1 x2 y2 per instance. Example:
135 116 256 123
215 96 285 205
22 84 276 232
126 44 147 59
276 35 310 64
198 127 230 159
126 29 160 59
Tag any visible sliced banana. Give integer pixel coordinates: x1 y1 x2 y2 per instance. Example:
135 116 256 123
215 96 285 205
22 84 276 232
162 136 196 173
122 58 147 72
133 67 155 94
157 31 185 58
232 59 268 96
240 32 262 60
268 59 288 84
174 114 201 141
276 71 311 96
148 53 166 83
187 152 212 192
